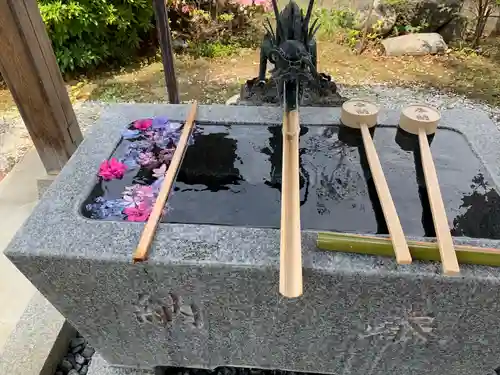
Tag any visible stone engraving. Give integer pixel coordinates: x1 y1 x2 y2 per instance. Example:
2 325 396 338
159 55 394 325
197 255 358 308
359 314 435 343
133 292 203 328
341 311 436 375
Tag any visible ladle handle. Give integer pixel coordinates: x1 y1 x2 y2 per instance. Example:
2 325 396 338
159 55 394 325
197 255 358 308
133 102 198 263
280 110 303 298
418 128 459 275
360 124 412 264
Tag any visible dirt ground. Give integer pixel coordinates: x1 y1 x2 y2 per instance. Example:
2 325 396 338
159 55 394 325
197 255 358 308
2 41 500 109
1 40 500 177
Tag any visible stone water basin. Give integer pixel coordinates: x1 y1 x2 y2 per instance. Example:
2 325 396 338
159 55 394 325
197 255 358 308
6 104 500 375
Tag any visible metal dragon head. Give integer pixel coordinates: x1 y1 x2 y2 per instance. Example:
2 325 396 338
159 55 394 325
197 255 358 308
264 0 321 108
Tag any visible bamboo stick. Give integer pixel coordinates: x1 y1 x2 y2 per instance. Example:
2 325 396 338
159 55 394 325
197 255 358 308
317 231 500 268
133 101 198 263
279 109 303 298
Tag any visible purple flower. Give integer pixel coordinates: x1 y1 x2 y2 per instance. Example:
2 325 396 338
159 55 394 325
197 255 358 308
166 122 183 132
152 116 169 129
129 140 153 151
85 198 128 219
151 178 164 193
122 129 141 139
137 151 158 168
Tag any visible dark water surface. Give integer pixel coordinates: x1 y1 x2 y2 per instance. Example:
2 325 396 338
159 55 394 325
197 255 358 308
82 123 500 239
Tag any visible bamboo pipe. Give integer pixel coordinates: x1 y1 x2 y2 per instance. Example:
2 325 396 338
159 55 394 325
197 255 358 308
399 104 459 275
317 231 500 268
280 109 303 298
341 99 412 264
133 102 198 263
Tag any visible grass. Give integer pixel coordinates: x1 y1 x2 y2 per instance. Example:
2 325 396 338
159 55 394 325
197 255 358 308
3 38 500 111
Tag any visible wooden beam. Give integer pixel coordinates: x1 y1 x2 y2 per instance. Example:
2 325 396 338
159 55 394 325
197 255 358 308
153 0 180 104
0 0 83 174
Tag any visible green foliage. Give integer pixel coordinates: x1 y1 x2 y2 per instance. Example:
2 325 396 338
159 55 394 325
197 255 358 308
312 8 379 49
188 40 242 58
314 8 356 37
169 3 265 58
39 0 154 73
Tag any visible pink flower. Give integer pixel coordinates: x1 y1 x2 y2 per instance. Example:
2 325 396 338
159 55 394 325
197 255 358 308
98 158 127 180
133 119 153 131
124 203 153 222
181 4 193 13
122 185 155 206
136 186 154 200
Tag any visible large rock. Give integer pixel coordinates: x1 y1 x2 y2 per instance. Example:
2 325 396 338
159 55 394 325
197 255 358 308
352 0 464 37
409 0 465 32
381 33 448 56
353 1 397 37
438 15 468 43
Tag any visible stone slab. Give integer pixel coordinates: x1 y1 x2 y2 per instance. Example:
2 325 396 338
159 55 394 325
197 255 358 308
88 353 153 375
37 174 58 199
0 150 45 354
5 104 500 375
0 291 75 375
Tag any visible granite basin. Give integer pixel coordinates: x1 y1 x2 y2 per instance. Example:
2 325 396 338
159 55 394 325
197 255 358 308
5 104 500 375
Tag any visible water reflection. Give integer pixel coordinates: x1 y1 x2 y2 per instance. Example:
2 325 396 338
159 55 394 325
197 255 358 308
260 125 310 205
82 123 500 239
451 173 500 239
395 128 436 237
338 126 388 235
301 126 366 216
175 131 244 192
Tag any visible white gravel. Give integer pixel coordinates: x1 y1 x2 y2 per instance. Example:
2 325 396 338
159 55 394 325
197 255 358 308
0 85 499 174
339 84 500 124
0 101 108 173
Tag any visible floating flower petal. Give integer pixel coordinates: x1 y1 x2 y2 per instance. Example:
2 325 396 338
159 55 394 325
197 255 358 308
122 129 141 139
98 158 127 180
133 119 153 131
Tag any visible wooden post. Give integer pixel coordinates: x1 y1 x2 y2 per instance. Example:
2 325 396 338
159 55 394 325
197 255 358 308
0 0 83 174
153 0 180 104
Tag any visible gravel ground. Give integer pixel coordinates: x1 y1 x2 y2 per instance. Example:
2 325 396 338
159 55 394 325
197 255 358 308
338 84 500 124
55 333 95 375
0 85 499 176
0 101 107 173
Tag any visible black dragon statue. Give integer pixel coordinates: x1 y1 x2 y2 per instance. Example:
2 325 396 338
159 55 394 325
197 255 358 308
237 0 346 107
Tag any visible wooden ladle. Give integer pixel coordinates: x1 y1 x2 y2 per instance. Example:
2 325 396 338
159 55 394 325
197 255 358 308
341 99 412 265
399 104 459 275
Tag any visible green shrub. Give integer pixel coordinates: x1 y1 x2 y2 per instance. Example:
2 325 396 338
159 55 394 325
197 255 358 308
168 1 267 57
39 0 154 73
313 8 356 38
